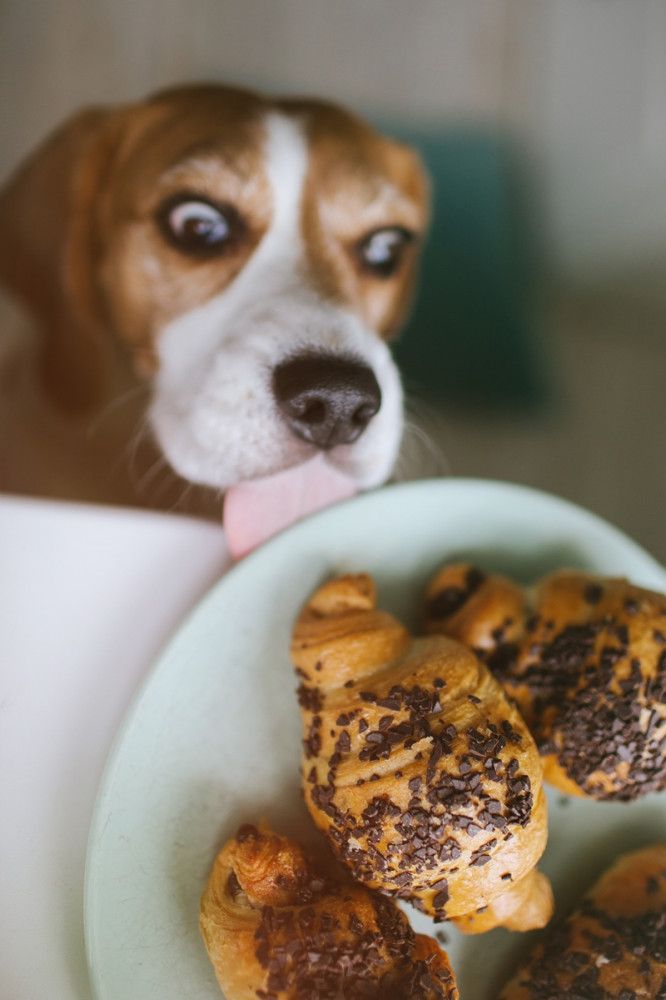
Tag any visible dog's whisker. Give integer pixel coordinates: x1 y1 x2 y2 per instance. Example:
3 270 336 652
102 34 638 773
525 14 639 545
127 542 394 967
403 393 449 432
89 409 153 490
133 453 172 496
176 483 194 512
149 456 197 506
168 481 196 515
121 415 202 511
408 419 451 475
125 423 148 487
86 383 151 440
125 416 158 491
394 397 451 482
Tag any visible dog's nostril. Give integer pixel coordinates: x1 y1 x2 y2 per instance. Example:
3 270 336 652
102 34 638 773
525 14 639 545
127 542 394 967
272 354 382 450
353 402 376 426
298 399 327 425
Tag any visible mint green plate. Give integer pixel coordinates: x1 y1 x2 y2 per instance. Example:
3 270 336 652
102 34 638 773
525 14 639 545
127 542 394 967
85 479 666 1000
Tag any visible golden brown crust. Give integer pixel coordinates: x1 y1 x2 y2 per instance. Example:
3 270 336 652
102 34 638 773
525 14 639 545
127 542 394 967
497 843 666 999
291 574 553 933
451 867 553 935
199 822 458 999
425 564 666 801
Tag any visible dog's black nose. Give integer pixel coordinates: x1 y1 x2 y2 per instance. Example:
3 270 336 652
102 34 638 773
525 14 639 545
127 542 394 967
272 354 382 450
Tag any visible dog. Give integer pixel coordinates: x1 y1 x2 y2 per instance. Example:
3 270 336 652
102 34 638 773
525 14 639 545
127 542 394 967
0 83 429 555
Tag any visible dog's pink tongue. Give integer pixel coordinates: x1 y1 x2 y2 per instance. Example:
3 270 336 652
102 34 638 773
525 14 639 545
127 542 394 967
224 456 357 560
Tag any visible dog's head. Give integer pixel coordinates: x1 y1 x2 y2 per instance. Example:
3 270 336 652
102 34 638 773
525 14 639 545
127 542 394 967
0 84 428 510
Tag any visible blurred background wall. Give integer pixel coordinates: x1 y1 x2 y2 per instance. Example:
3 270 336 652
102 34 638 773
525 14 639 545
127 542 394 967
1 0 665 559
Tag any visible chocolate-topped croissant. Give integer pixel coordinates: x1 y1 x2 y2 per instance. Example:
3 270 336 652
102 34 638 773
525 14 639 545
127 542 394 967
199 822 458 999
424 564 666 801
497 843 666 1000
290 574 553 934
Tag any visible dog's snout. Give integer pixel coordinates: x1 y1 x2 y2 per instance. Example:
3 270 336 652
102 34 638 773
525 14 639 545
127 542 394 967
272 354 382 450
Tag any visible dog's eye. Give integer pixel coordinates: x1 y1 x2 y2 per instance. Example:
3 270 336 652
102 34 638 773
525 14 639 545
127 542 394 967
357 227 415 278
157 196 239 255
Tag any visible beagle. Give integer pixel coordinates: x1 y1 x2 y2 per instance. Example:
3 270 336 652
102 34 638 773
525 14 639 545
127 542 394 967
0 84 429 556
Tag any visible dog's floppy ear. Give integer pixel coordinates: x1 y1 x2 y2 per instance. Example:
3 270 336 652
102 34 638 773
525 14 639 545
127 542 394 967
0 107 121 412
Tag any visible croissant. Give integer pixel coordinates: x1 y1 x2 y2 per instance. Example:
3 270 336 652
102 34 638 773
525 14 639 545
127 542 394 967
424 564 666 801
290 573 553 934
497 842 666 999
199 822 458 999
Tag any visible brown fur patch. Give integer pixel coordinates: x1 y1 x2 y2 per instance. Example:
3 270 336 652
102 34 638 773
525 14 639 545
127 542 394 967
280 97 429 338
